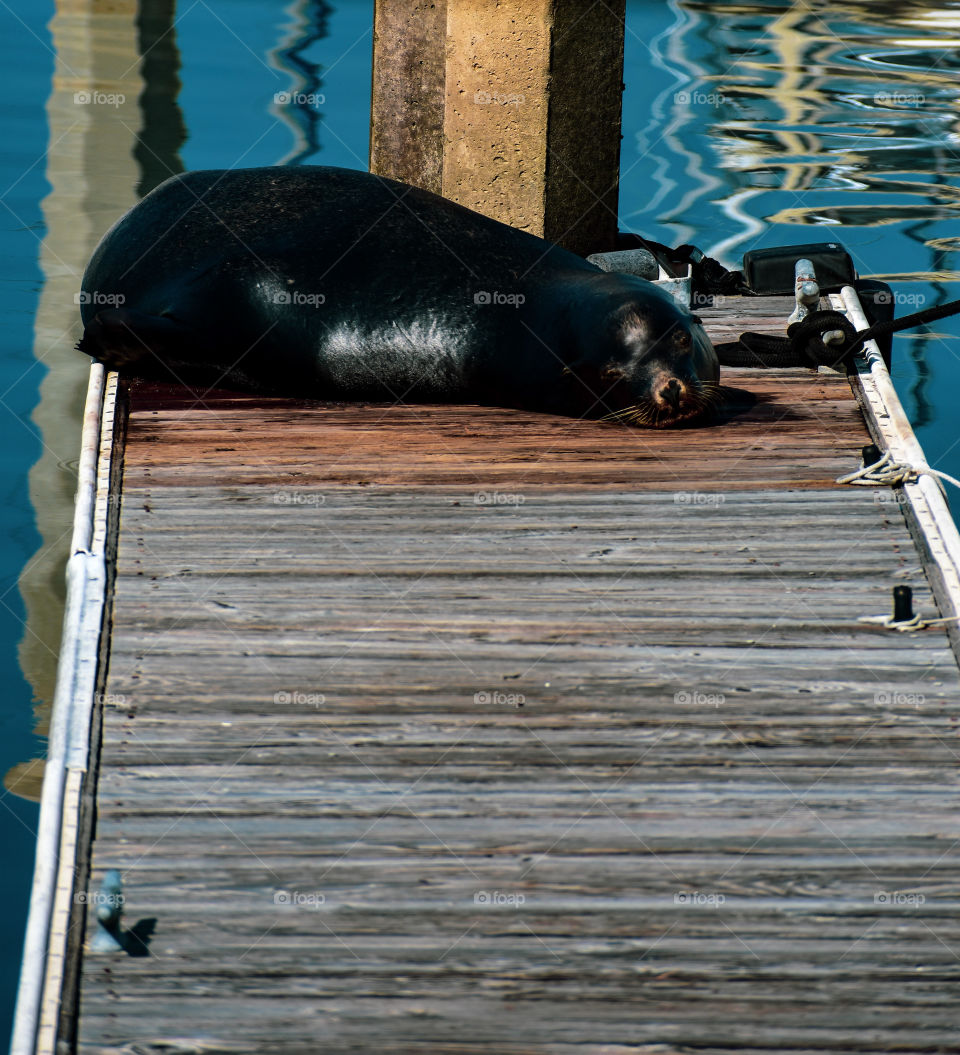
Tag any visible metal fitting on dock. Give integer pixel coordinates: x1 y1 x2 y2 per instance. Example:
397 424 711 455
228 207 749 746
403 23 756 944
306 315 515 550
787 258 820 325
892 585 915 624
585 248 658 280
90 869 125 953
787 257 846 346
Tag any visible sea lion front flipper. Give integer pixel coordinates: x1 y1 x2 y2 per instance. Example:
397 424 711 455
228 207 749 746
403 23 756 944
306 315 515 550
77 308 193 373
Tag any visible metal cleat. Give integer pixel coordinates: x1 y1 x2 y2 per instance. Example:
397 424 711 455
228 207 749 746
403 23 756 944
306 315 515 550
787 258 820 325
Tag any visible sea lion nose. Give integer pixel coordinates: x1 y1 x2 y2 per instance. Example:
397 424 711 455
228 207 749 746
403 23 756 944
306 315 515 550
659 377 682 410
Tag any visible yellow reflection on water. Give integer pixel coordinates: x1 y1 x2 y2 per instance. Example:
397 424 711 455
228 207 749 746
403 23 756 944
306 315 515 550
6 0 179 801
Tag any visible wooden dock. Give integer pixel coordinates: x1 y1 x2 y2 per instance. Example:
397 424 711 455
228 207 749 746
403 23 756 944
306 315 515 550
16 294 960 1054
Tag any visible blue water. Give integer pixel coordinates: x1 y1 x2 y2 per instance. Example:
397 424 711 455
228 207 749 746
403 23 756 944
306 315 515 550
620 2 960 464
2 0 959 1043
0 0 53 1040
175 0 372 171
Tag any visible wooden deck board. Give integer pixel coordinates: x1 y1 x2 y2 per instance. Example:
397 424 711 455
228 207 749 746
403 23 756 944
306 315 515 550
122 368 866 491
72 305 960 1053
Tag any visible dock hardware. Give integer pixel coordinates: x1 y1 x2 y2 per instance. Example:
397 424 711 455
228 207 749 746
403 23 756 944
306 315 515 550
88 870 124 954
855 584 960 634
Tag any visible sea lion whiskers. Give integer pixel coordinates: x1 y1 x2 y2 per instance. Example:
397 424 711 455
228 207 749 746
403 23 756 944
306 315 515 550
598 403 657 428
688 382 724 412
599 403 641 423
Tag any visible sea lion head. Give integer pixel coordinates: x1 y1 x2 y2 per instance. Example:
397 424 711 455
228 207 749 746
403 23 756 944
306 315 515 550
566 275 720 427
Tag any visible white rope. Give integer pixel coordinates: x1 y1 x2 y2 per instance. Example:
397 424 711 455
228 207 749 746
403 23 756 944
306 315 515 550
856 612 960 632
836 450 960 496
843 447 960 630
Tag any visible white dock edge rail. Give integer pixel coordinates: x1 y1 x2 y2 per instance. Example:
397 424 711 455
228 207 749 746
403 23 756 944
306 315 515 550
10 364 119 1055
834 286 960 625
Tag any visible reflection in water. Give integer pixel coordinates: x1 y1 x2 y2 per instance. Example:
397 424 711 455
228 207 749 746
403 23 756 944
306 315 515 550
9 0 184 802
632 0 960 440
644 3 725 247
270 0 333 166
135 0 187 197
9 0 144 801
900 139 954 429
669 0 960 243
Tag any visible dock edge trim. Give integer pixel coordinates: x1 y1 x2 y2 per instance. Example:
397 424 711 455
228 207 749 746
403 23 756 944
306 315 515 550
837 285 960 639
10 364 119 1055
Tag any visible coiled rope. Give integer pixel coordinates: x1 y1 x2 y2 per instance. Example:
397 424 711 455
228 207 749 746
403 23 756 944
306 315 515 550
715 295 960 369
835 450 960 497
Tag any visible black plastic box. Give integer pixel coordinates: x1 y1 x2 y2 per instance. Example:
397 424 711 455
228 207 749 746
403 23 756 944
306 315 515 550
742 242 857 295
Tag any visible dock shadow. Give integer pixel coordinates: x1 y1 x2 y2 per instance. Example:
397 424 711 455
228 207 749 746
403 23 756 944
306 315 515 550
693 384 760 428
121 917 157 957
702 383 824 427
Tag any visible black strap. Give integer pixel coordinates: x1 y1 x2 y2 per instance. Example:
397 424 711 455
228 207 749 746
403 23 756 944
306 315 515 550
715 296 960 369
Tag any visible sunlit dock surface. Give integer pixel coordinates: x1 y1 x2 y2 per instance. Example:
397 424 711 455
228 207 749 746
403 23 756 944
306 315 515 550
22 296 960 1054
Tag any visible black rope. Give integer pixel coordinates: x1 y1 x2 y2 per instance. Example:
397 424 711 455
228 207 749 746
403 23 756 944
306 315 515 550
715 295 960 369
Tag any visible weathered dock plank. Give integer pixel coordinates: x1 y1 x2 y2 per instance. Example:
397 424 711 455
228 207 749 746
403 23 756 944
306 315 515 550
121 369 865 491
71 329 960 1052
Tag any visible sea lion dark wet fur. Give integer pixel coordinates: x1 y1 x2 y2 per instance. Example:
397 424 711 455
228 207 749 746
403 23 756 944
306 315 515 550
78 166 719 427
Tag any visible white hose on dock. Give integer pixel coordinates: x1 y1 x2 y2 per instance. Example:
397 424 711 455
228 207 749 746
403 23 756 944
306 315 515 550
838 285 960 631
10 364 112 1055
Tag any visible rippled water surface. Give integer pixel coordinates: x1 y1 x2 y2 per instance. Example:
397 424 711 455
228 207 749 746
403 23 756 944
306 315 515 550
621 0 960 450
2 0 959 1040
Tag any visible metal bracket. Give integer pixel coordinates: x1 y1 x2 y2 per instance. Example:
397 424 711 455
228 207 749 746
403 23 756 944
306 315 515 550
586 249 692 309
89 870 125 954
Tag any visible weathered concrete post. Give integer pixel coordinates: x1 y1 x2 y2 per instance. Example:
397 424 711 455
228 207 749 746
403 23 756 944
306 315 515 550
369 0 448 196
370 0 625 255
